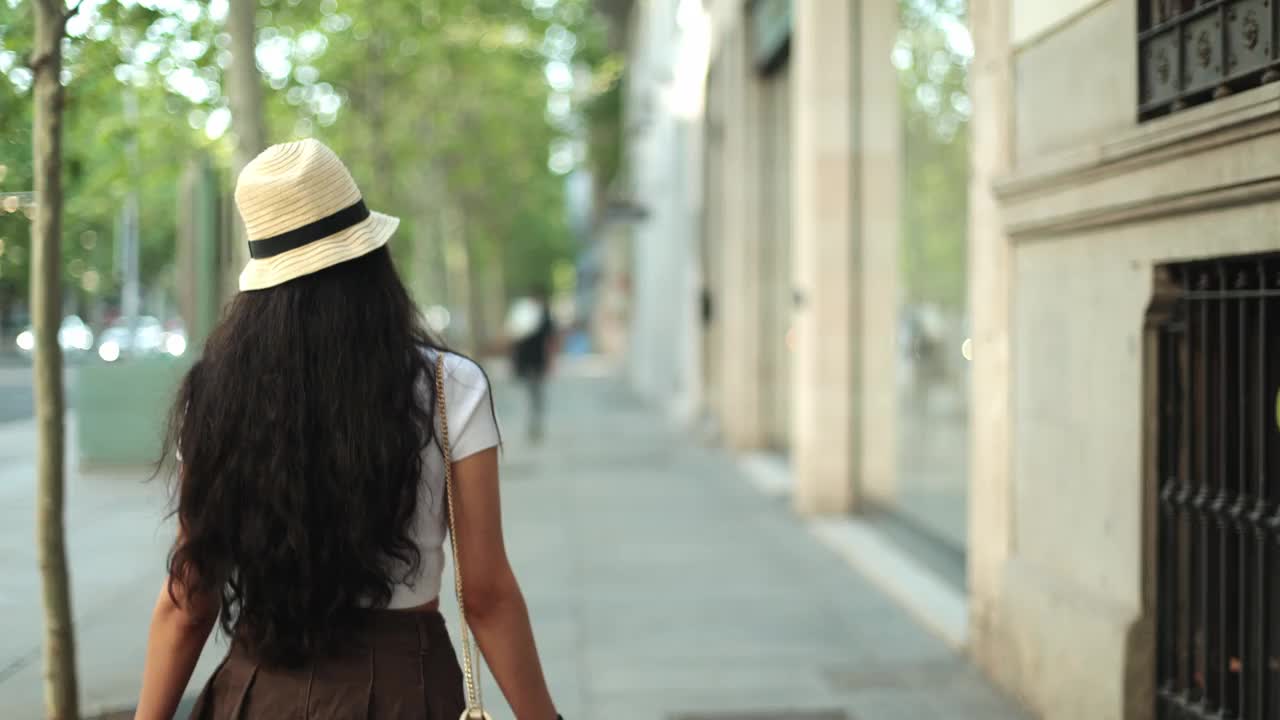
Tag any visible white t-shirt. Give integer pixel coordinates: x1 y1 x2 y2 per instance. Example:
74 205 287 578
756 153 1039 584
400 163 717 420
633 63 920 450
387 350 500 607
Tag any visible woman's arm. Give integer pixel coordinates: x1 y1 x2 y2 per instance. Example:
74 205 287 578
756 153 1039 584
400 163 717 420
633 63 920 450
452 448 559 720
134 550 219 719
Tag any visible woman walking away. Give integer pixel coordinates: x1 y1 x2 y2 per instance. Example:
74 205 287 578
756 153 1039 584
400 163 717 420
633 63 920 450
510 288 558 443
133 139 562 720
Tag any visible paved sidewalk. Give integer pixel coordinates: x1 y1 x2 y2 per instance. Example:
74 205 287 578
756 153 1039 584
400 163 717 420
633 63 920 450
463 362 1029 719
0 360 1029 719
0 416 224 719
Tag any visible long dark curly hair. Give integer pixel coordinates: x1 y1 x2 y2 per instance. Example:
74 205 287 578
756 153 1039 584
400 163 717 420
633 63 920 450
163 246 443 666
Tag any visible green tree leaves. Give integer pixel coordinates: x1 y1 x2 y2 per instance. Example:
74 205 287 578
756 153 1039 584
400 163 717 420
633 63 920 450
0 0 618 326
896 0 970 308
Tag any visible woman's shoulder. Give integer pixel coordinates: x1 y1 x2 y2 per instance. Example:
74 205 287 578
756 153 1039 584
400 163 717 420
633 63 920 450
425 347 491 395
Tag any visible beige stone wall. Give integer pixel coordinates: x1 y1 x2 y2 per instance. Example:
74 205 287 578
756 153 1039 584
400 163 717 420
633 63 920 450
1011 0 1107 47
974 0 1280 717
987 203 1280 720
1013 0 1134 159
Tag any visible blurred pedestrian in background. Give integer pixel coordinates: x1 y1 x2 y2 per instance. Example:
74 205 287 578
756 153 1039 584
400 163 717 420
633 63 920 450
507 287 559 444
134 140 562 720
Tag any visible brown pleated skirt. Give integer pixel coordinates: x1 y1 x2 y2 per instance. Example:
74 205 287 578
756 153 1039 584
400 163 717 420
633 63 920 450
190 610 467 720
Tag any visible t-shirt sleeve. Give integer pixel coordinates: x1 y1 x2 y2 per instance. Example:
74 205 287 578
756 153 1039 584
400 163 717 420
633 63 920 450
438 353 500 461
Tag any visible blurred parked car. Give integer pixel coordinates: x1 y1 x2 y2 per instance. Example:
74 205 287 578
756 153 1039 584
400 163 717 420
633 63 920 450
96 316 171 362
14 315 95 361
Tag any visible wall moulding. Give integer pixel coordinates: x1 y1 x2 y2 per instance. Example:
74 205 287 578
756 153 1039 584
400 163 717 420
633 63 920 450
995 84 1280 241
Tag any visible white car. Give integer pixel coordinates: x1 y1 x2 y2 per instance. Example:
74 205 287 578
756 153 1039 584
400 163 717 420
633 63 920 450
15 315 94 360
95 316 168 362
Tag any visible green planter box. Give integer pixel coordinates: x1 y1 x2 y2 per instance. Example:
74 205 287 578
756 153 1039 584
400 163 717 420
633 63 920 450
76 356 193 469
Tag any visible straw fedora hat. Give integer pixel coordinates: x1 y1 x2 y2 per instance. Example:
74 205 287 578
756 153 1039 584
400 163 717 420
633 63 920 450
235 139 399 291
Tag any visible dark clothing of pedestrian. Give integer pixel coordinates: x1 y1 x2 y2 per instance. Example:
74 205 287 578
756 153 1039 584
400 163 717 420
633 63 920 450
513 305 555 442
513 306 555 380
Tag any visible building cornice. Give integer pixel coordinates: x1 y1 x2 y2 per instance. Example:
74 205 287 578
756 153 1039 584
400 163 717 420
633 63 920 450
994 84 1280 241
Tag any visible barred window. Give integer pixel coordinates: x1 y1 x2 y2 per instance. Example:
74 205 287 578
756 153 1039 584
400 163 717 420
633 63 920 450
1154 254 1280 719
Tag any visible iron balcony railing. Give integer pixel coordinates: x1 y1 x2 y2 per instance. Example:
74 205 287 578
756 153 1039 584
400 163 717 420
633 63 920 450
1155 253 1280 719
1140 0 1280 120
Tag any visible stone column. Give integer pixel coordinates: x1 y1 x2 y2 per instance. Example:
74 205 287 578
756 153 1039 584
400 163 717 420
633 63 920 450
674 114 706 424
854 0 901 508
757 66 794 451
715 23 767 449
966 0 1016 689
701 65 726 425
791 0 900 514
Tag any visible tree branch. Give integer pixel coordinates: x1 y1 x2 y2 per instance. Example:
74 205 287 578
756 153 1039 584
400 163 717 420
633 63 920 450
63 0 85 23
26 0 85 72
27 51 56 74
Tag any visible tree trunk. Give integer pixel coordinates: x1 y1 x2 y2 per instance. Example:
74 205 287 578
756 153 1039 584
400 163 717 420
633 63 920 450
482 230 507 350
440 199 469 348
410 165 449 311
449 214 480 355
226 0 266 295
363 31 405 267
30 1 78 718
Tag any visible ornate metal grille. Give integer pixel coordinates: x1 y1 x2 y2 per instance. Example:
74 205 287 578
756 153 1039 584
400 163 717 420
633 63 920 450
1140 0 1280 120
1154 253 1280 719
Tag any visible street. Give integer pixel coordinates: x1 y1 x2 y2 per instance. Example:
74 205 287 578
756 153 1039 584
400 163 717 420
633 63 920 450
0 363 79 425
0 365 35 425
0 360 1026 719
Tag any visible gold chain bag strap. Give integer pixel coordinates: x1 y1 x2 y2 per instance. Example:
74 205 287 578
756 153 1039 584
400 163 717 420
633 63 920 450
435 354 493 720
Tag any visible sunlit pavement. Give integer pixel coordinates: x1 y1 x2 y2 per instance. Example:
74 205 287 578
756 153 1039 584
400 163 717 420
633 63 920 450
458 356 1028 719
0 356 1027 719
